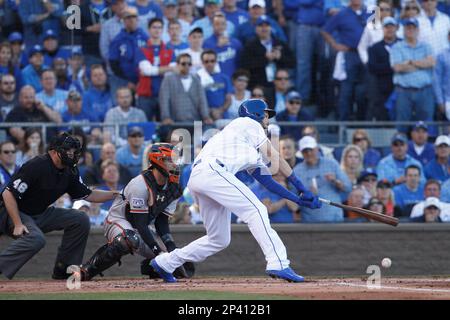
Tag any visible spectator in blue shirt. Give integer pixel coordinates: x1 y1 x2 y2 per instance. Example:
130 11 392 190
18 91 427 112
236 0 287 44
425 135 450 182
223 0 250 31
8 32 28 69
96 159 124 211
289 0 325 103
131 0 163 22
191 0 235 39
390 18 436 134
21 45 46 92
393 164 425 217
82 64 113 122
166 20 189 57
275 91 314 142
203 12 243 78
408 121 435 167
442 178 450 203
293 136 352 222
36 69 68 115
18 0 64 48
251 172 299 223
376 132 426 186
321 0 370 120
61 90 96 134
109 7 149 90
0 141 19 190
41 29 71 68
199 49 233 120
0 42 22 91
116 126 146 177
433 30 450 121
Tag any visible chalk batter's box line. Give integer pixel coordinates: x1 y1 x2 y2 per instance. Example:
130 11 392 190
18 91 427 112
336 281 450 293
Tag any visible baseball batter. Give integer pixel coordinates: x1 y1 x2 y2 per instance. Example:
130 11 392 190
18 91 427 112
150 99 321 283
77 143 193 281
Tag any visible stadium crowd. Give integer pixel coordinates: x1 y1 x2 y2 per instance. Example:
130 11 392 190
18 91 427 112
0 0 450 225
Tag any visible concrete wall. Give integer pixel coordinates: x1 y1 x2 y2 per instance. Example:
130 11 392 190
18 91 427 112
1 224 449 279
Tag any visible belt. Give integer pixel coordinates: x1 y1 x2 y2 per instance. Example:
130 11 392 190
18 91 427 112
396 85 431 91
193 159 225 168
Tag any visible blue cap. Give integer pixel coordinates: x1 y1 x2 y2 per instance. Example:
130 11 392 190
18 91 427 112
108 0 125 5
163 0 178 6
8 32 23 43
402 17 419 27
43 29 58 41
383 17 398 27
205 0 221 5
391 132 408 144
128 126 144 137
71 47 83 56
189 26 203 35
256 15 271 26
413 121 428 131
286 91 302 102
28 44 44 58
358 168 378 183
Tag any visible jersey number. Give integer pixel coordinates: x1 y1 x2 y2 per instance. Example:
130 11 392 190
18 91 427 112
13 179 28 194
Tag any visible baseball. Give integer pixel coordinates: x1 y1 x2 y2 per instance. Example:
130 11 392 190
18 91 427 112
381 258 392 268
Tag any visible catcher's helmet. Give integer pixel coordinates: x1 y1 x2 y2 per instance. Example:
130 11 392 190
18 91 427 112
238 99 276 122
148 143 181 183
48 132 81 168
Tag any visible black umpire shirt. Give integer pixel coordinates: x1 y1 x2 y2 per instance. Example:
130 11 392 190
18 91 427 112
3 154 92 216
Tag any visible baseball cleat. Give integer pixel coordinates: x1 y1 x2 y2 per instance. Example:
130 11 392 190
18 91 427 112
266 267 305 283
150 259 177 283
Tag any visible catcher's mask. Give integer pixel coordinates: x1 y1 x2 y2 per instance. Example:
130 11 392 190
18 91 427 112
48 132 81 169
148 143 181 184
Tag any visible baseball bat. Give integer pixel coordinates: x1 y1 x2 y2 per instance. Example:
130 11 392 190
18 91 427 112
318 198 399 227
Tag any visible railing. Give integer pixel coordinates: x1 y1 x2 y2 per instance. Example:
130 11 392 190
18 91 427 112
0 121 448 147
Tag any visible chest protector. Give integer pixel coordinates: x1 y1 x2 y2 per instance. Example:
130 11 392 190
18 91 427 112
125 170 182 226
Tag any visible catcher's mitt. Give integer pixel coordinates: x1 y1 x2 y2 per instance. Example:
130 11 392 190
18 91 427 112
173 262 195 279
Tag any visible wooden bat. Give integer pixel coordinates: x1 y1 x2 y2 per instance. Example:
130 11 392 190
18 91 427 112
318 198 399 227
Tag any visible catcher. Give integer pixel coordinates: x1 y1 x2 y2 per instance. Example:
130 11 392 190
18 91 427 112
77 143 194 281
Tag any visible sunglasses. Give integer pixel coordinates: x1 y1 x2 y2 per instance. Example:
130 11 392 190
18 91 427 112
364 177 377 182
275 77 289 81
353 137 367 142
405 6 419 10
1 150 16 154
129 134 143 138
180 62 192 66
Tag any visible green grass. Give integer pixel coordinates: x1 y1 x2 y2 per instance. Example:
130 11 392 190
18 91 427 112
0 290 297 300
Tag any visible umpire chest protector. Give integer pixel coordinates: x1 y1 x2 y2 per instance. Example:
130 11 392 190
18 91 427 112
126 170 182 224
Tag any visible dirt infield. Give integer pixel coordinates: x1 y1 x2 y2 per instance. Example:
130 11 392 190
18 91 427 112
1 277 450 299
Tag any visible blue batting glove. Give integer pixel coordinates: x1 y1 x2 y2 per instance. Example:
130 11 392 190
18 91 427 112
297 194 322 209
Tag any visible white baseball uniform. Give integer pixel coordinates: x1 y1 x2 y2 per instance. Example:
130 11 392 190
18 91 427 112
155 117 290 273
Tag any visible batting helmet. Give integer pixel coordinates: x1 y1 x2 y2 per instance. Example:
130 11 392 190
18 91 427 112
238 99 276 122
148 143 181 184
48 132 81 169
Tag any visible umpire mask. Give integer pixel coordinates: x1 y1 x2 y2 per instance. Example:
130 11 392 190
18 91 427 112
49 132 82 168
